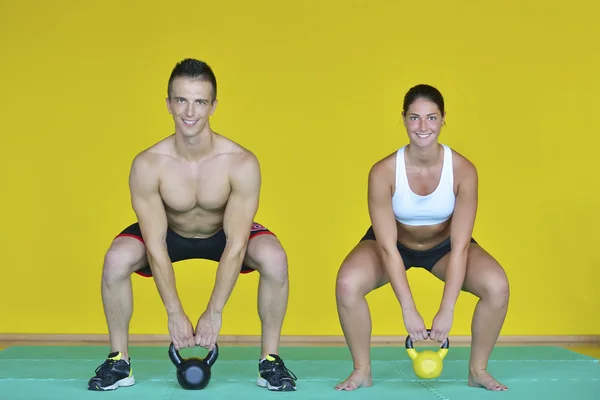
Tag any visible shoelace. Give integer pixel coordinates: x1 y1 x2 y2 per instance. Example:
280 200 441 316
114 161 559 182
93 359 117 380
269 360 298 383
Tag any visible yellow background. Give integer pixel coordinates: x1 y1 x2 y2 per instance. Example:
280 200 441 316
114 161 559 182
1 0 598 337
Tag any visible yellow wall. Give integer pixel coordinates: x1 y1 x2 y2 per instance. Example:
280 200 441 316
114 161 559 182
1 0 598 337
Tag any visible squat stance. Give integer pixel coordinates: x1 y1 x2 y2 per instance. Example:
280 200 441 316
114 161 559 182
335 84 509 392
88 59 296 392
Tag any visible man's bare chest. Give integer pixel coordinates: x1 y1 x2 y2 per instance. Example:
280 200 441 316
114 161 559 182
159 164 231 213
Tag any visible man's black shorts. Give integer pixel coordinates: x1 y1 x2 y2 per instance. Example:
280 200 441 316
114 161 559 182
116 222 275 276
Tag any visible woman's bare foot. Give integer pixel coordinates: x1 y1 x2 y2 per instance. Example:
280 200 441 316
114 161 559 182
468 370 508 391
335 369 372 391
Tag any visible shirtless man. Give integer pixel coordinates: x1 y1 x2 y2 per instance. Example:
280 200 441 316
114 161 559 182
88 59 297 392
334 84 510 392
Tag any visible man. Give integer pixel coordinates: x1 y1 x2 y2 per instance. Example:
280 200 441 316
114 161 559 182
88 58 297 392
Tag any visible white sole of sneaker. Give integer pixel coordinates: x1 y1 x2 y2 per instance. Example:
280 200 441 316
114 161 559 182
256 377 296 391
257 377 268 388
96 376 135 391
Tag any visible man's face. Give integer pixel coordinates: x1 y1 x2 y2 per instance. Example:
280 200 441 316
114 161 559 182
166 77 217 137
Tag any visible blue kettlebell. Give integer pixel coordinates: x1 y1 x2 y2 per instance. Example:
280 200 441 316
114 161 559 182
168 342 219 390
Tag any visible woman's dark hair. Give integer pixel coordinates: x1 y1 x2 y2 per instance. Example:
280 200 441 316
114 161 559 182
402 84 445 116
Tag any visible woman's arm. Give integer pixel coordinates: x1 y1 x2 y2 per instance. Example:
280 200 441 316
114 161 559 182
368 160 416 312
440 157 479 312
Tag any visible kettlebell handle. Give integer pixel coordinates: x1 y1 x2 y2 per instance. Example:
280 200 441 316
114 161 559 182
405 329 450 350
205 343 219 367
168 342 183 367
168 342 220 368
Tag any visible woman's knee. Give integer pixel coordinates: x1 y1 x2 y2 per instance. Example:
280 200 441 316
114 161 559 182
335 268 363 302
478 264 510 305
102 238 147 283
336 243 384 301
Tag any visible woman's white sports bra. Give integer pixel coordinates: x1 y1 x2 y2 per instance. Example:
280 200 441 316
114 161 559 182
391 144 455 226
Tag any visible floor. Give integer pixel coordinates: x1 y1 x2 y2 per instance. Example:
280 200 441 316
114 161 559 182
1 343 599 400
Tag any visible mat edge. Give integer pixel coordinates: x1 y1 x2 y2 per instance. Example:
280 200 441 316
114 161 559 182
0 334 598 347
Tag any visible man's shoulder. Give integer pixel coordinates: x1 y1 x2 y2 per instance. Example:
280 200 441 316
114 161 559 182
214 139 260 189
129 146 171 186
215 134 259 168
233 147 259 167
132 137 173 166
230 150 260 179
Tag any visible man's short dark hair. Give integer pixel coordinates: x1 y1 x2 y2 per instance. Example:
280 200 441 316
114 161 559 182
167 59 217 102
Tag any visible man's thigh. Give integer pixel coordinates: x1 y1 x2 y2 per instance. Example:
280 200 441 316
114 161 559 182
242 222 282 274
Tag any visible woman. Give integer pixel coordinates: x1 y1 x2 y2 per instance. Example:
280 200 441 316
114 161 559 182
335 84 510 392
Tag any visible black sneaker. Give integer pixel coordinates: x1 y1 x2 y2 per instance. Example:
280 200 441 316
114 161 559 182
257 354 297 391
87 351 135 391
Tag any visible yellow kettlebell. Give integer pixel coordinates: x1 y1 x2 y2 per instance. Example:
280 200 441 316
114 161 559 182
405 329 449 379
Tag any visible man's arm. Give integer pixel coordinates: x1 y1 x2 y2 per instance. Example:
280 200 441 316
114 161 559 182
368 161 416 311
129 153 184 316
439 158 478 312
206 153 261 314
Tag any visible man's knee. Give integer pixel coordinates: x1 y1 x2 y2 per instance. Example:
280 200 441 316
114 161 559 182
251 237 288 281
103 238 147 283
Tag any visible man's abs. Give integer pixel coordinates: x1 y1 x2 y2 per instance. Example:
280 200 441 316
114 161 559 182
165 207 227 239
